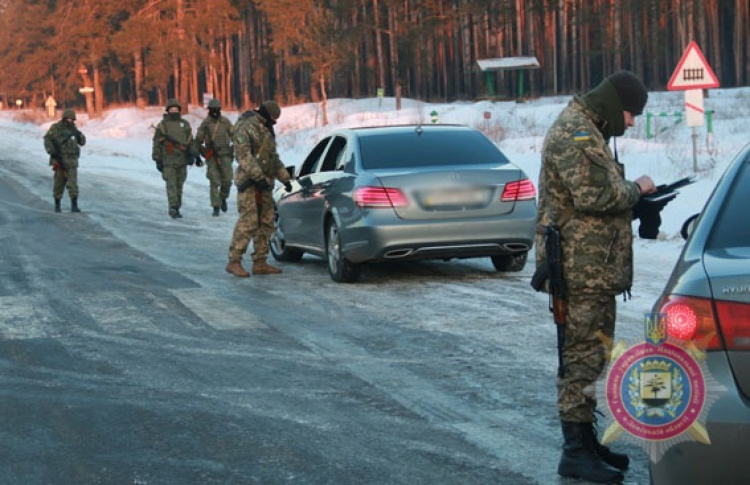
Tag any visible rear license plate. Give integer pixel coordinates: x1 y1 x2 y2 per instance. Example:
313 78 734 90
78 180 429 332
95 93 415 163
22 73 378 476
422 187 489 208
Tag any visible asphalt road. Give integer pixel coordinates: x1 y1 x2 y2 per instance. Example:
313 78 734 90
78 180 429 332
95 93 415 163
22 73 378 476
0 170 652 484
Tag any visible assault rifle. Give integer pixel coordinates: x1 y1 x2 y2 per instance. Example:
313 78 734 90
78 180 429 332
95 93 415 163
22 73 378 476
531 224 566 378
200 125 219 165
200 142 216 164
237 177 271 194
158 129 202 167
48 131 79 180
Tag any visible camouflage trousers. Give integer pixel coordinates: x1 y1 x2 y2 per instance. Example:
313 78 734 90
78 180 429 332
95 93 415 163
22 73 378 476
557 293 616 422
53 166 78 199
206 156 233 207
228 187 274 263
162 165 187 209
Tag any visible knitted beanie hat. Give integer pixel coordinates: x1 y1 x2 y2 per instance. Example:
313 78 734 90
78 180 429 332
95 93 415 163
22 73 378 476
607 71 648 115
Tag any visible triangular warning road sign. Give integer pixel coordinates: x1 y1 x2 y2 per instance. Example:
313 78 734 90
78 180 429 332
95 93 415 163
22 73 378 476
667 41 720 91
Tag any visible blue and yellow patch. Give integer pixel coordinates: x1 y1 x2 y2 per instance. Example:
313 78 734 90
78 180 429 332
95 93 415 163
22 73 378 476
573 131 590 142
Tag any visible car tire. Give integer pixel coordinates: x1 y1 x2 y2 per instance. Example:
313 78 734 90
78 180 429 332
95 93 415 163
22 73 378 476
270 229 304 262
491 251 528 272
326 219 360 283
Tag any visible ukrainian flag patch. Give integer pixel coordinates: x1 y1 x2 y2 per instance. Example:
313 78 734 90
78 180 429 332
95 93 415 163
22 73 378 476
573 131 590 141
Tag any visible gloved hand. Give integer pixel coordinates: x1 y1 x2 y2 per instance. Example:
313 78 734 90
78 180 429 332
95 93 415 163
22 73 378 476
195 156 204 167
155 161 163 173
632 195 676 239
254 178 272 191
283 181 293 192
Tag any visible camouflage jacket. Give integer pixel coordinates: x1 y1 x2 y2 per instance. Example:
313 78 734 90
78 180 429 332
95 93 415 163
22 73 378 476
196 115 234 159
44 120 86 167
151 115 197 168
535 97 641 295
232 110 290 187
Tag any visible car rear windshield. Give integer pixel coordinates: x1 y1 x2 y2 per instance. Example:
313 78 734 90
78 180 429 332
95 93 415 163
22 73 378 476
706 160 750 250
359 129 510 169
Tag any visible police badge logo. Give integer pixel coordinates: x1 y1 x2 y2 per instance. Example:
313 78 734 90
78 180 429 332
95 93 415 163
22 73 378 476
597 313 725 462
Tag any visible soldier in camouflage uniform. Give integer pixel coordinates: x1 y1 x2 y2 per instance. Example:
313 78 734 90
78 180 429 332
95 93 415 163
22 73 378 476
151 99 202 219
536 71 657 484
196 99 234 217
44 109 86 213
226 100 292 277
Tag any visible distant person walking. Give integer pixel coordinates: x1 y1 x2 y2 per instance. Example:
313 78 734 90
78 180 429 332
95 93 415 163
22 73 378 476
44 109 86 213
226 100 292 277
196 99 234 217
151 99 201 219
535 71 658 484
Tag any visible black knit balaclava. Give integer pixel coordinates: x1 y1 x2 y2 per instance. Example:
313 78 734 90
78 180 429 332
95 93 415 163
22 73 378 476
582 70 648 139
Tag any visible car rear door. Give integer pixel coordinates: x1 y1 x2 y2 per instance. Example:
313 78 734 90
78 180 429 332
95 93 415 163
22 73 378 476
302 135 351 248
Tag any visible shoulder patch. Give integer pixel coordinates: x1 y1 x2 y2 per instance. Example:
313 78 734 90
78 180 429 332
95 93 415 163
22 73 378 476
573 131 590 142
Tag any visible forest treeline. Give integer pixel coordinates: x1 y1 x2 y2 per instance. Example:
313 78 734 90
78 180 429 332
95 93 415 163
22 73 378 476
1 0 748 116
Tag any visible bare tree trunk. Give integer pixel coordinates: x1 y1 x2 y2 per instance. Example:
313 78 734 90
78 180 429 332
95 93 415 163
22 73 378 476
373 0 386 94
559 0 568 92
190 54 199 107
134 50 146 109
207 27 217 100
224 31 234 109
708 0 721 79
388 2 400 105
352 8 362 97
613 0 622 71
93 64 103 116
319 72 328 126
176 0 189 112
461 2 472 95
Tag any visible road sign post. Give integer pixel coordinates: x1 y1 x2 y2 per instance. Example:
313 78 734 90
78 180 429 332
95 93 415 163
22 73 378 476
667 42 719 173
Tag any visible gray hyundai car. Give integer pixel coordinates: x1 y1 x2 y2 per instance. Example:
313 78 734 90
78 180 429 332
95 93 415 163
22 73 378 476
270 125 537 282
649 144 750 484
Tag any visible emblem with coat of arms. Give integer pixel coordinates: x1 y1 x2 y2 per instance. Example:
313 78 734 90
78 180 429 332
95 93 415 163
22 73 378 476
596 313 725 462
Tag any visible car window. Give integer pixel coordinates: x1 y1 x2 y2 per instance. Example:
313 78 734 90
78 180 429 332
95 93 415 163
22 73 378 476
706 161 750 250
299 137 330 177
359 130 509 169
321 136 347 172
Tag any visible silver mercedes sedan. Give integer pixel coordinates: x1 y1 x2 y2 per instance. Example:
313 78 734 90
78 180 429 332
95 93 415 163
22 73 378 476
649 144 750 484
270 124 537 282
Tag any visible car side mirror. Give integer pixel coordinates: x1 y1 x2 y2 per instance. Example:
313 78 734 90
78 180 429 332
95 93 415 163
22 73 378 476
680 213 700 240
285 165 296 179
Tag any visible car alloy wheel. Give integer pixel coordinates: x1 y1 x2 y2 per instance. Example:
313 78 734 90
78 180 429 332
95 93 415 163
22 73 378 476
326 219 360 283
270 215 303 262
491 250 528 272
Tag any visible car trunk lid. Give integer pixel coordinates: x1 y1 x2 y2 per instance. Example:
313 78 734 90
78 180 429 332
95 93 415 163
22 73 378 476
369 167 534 220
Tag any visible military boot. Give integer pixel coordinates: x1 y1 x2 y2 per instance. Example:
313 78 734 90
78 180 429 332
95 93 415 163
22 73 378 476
586 421 630 471
54 198 61 213
220 198 228 212
225 261 250 278
252 260 282 275
558 421 624 484
169 207 182 219
213 207 220 217
71 197 81 213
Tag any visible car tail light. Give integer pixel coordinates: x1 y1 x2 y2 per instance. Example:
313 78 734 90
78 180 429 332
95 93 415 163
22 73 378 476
354 186 408 208
501 179 536 202
658 295 723 350
715 300 750 350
